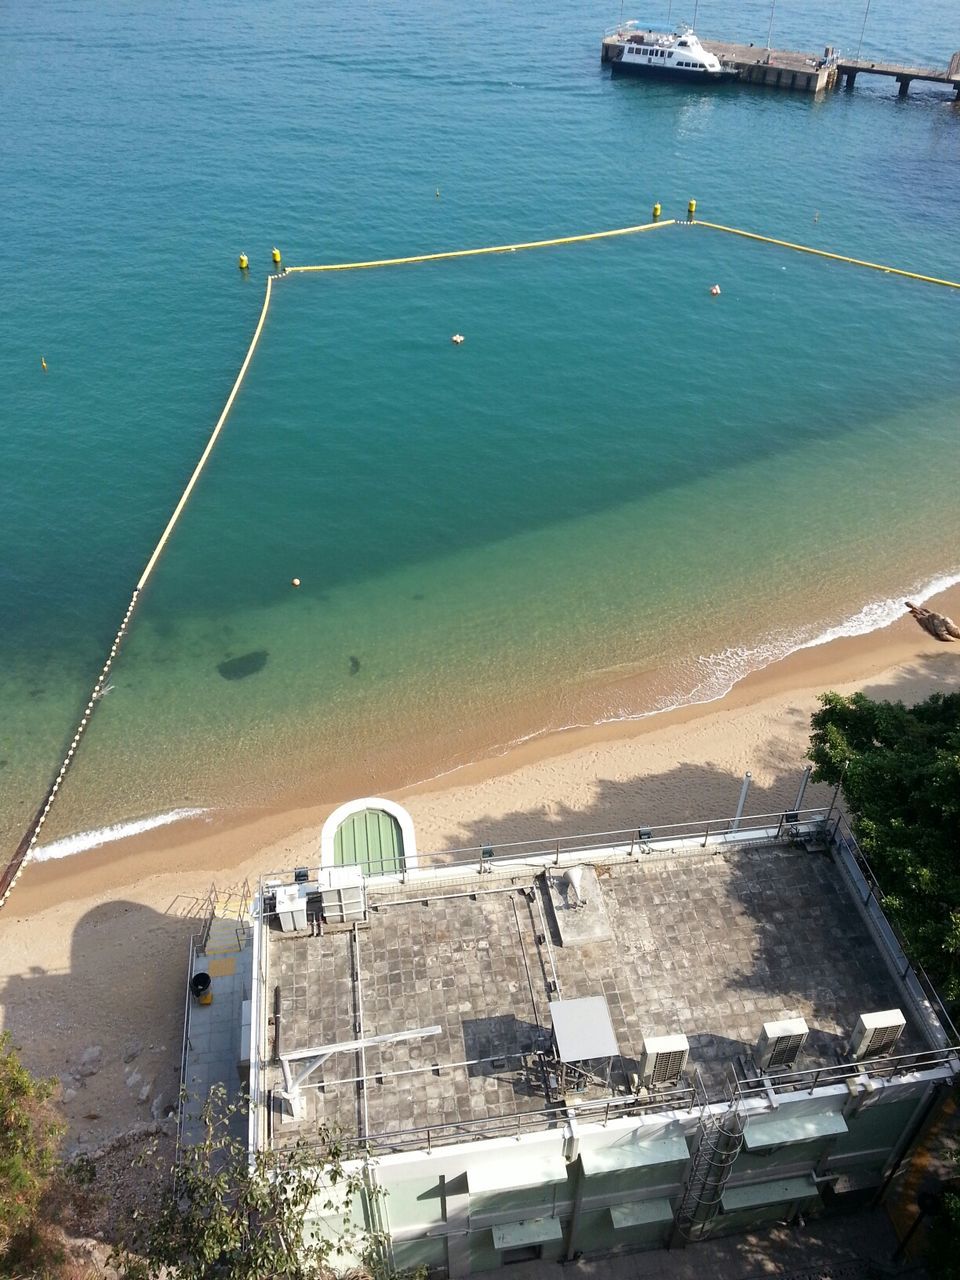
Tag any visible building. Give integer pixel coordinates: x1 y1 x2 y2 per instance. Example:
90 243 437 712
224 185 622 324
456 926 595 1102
181 794 959 1275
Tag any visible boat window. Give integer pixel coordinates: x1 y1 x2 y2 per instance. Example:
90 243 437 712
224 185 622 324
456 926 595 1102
678 40 688 47
667 51 673 57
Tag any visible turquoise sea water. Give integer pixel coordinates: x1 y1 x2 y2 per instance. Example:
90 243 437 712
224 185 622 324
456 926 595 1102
2 0 959 855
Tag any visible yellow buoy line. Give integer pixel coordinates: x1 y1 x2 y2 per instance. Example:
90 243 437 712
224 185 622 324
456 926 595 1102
3 209 957 911
0 276 276 911
285 218 676 274
691 219 960 290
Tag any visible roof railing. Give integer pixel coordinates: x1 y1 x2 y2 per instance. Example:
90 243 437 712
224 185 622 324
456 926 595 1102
729 1044 960 1102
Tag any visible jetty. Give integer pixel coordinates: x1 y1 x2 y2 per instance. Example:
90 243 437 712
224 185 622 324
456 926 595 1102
601 30 960 97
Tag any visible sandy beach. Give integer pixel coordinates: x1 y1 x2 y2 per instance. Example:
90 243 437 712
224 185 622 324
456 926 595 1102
1 588 957 1151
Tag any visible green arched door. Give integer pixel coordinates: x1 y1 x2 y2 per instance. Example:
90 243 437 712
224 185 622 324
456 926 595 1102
333 809 404 876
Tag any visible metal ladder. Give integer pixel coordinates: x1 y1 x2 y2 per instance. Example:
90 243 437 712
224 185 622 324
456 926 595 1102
671 1085 745 1244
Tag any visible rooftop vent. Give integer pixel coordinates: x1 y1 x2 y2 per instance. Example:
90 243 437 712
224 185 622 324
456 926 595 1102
640 1033 689 1088
849 1009 906 1061
755 1017 808 1071
562 866 589 909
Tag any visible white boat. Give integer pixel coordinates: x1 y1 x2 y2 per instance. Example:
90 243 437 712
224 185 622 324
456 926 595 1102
609 23 736 82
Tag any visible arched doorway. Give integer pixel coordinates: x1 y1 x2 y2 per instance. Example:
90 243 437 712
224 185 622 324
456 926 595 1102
320 797 418 875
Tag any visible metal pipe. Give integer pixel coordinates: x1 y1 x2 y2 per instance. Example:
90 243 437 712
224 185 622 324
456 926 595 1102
513 897 544 1038
303 1051 531 1090
792 765 812 813
532 884 562 997
766 0 776 49
731 772 752 832
371 883 533 909
353 925 369 1140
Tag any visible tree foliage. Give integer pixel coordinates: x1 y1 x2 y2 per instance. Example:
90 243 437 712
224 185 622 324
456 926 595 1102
117 1087 385 1280
0 1031 63 1260
808 689 960 998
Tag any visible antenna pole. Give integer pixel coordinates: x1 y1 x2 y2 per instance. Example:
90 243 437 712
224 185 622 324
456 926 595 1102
855 0 871 63
766 0 776 49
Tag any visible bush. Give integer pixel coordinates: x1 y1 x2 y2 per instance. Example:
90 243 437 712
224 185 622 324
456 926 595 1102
0 1032 63 1262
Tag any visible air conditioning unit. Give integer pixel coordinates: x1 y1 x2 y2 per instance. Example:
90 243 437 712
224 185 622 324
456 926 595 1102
316 866 366 924
755 1017 808 1071
640 1033 689 1088
849 1009 906 1061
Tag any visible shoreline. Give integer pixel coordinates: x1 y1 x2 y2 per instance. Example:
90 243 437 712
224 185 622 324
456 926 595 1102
10 582 960 918
1 585 957 1149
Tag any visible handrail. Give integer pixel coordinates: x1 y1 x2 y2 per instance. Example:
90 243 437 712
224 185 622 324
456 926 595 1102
359 1080 696 1154
175 933 199 1158
731 1045 960 1102
831 814 960 1045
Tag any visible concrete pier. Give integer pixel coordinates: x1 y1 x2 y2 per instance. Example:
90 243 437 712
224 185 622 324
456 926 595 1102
601 29 960 97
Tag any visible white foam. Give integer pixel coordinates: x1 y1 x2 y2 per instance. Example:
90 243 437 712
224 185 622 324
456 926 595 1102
27 572 960 856
679 568 960 714
31 807 210 863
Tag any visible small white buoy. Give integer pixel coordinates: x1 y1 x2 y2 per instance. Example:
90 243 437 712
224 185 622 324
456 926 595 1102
291 577 301 588
451 333 465 345
710 284 721 296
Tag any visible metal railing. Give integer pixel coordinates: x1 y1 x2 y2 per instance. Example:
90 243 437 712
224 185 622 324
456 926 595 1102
175 933 199 1155
358 1078 698 1155
729 1045 960 1103
259 806 832 890
830 814 960 1046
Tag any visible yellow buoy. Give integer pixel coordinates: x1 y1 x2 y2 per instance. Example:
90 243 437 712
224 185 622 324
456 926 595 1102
652 202 661 220
688 198 697 219
272 246 282 265
40 356 48 372
238 253 249 270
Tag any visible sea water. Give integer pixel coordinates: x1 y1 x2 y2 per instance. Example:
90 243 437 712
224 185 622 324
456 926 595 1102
2 0 959 856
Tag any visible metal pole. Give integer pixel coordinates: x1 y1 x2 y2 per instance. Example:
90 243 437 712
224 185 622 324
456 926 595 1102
693 0 700 29
855 0 871 64
766 0 776 49
731 772 752 832
792 765 812 814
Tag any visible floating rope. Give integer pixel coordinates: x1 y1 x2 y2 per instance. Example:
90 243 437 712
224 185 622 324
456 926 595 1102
0 277 275 910
286 219 676 274
692 219 960 290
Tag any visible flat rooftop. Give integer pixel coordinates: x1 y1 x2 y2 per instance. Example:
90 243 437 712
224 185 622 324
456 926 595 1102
261 842 924 1153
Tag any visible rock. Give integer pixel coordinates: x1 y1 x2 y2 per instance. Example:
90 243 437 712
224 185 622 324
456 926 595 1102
83 1110 102 1121
62 1087 77 1103
77 1045 103 1077
150 1093 169 1121
125 1070 142 1090
122 1038 143 1064
137 1081 152 1104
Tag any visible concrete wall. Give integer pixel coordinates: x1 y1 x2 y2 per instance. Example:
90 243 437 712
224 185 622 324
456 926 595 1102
351 1074 945 1276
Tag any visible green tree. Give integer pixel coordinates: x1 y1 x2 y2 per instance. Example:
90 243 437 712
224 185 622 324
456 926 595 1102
0 1031 63 1260
117 1087 387 1280
808 689 960 997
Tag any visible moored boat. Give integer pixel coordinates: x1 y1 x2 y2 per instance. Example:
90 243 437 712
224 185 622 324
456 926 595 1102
609 23 736 82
